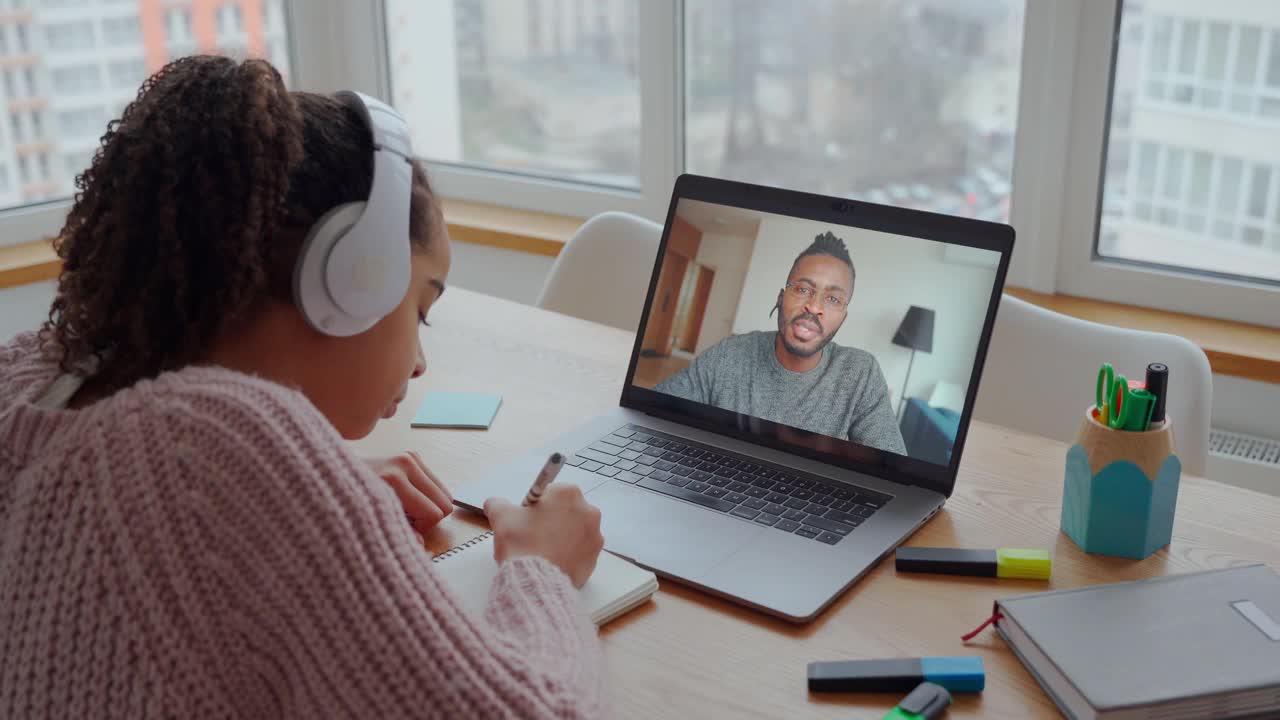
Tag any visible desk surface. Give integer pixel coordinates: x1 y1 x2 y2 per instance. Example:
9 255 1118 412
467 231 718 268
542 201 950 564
356 288 1280 719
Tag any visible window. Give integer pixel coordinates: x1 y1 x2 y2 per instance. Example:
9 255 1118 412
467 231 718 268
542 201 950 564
166 7 193 47
264 0 284 34
64 149 93 177
101 15 142 47
57 106 106 137
44 20 95 51
1140 14 1280 121
684 0 1025 221
107 58 146 90
1 1 1274 322
389 0 1022 215
387 0 644 188
11 67 26 98
51 65 102 95
218 3 244 37
0 1 291 227
1098 4 1280 285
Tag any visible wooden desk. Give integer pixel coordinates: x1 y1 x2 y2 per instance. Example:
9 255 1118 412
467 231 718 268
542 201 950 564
355 288 1280 719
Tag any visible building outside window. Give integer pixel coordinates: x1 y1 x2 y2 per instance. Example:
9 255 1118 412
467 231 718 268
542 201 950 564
44 21 95 51
101 15 142 47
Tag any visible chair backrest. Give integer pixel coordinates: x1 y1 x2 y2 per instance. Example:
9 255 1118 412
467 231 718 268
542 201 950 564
536 211 662 332
973 294 1212 475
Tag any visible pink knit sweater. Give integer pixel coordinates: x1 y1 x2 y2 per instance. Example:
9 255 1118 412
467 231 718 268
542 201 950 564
0 332 606 718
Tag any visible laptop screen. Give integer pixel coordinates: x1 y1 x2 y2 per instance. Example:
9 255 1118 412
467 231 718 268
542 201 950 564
622 176 1012 496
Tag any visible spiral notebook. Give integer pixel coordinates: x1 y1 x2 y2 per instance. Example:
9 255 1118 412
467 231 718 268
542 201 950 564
433 532 659 626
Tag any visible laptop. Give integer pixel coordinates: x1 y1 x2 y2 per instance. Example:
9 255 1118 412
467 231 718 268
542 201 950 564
455 174 1014 622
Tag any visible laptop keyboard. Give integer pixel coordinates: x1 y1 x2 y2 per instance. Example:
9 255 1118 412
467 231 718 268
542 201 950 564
565 425 893 546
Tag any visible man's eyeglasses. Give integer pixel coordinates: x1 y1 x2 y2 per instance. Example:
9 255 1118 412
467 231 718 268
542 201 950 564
784 282 848 310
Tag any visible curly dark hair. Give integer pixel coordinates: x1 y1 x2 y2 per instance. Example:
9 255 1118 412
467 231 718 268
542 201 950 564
41 55 435 394
790 230 856 291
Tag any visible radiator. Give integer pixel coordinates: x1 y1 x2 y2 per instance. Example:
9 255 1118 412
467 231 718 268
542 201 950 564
1208 428 1280 497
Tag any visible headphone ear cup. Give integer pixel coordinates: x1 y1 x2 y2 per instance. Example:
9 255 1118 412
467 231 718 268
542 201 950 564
293 202 369 336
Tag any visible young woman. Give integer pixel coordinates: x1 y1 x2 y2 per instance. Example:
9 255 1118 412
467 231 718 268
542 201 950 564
0 56 607 718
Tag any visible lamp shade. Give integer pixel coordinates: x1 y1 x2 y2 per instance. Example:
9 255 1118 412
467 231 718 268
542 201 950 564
892 305 935 353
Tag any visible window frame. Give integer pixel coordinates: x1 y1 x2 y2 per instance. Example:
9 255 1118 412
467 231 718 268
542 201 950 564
0 0 1276 327
1055 0 1280 326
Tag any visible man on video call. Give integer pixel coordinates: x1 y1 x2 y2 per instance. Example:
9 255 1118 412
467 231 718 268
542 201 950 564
655 231 907 455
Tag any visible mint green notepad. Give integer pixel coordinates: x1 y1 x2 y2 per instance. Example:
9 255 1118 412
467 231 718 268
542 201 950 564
411 392 502 429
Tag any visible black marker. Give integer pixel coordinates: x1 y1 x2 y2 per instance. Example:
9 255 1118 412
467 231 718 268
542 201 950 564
1145 363 1168 424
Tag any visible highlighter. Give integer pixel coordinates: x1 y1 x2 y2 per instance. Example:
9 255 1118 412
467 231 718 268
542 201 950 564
808 657 984 693
883 682 952 720
895 547 1051 580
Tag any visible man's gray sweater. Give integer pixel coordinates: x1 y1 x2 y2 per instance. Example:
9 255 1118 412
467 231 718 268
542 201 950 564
654 331 906 454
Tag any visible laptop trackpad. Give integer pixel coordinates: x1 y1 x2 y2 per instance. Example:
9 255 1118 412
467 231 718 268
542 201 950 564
586 481 760 581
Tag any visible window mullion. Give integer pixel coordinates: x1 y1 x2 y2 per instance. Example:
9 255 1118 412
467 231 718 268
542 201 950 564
1006 0 1089 291
637 0 680 222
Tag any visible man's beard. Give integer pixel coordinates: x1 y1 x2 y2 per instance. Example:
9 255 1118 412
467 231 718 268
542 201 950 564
778 310 836 358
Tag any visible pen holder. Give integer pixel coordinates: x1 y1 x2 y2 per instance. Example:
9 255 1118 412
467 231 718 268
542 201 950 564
1060 407 1181 560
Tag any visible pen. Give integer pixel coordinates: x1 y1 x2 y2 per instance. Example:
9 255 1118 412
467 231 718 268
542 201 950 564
522 452 565 506
896 547 1052 580
807 657 984 693
1145 362 1168 424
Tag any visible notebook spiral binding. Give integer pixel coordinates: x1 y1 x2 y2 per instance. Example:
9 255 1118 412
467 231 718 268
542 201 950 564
431 531 495 563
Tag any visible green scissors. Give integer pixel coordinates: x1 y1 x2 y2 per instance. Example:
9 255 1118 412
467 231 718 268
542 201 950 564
1095 363 1116 421
1096 362 1156 431
1097 363 1130 429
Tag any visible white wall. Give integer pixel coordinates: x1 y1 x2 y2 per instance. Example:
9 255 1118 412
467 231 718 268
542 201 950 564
0 280 55 343
1212 374 1280 440
730 215 999 411
448 241 555 306
691 232 755 354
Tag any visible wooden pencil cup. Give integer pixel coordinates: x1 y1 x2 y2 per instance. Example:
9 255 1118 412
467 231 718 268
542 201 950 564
1060 407 1181 560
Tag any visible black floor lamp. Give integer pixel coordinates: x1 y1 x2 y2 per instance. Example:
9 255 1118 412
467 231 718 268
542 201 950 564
892 305 935 422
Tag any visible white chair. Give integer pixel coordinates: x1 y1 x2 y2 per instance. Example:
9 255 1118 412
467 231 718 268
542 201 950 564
973 294 1212 476
536 211 661 332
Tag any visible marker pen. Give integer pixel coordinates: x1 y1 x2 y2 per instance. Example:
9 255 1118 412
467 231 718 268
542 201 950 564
1145 362 1168 424
883 682 952 720
808 657 984 693
895 547 1051 580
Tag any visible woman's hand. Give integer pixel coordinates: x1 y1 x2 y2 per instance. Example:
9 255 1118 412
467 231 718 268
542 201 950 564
485 484 605 588
364 451 454 545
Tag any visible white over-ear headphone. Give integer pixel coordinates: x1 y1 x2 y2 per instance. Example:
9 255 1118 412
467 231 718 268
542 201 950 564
293 91 414 337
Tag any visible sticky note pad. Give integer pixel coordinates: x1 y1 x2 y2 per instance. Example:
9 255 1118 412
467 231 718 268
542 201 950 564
411 392 502 429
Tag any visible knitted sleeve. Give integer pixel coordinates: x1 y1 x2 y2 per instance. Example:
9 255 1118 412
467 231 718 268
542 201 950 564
162 375 607 718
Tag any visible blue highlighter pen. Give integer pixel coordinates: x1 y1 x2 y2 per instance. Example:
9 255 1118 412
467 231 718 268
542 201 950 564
808 656 984 694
